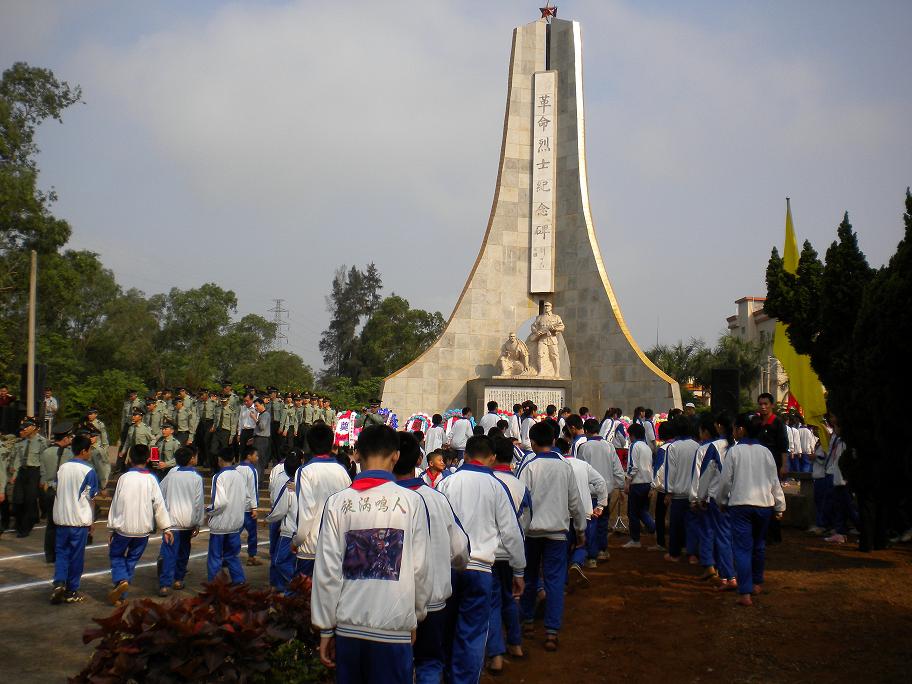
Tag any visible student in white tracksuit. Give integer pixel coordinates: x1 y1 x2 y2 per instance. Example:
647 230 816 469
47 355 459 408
423 415 447 454
107 444 172 605
653 417 700 561
716 414 786 606
824 414 858 544
565 443 608 574
158 447 204 595
51 435 100 604
206 450 249 584
437 435 526 683
578 419 626 558
691 413 736 586
394 433 469 684
311 425 433 684
622 423 655 547
265 452 302 591
516 422 586 651
292 424 352 576
486 437 532 671
236 446 261 564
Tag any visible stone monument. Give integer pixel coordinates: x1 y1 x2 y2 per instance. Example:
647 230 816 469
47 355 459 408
381 10 681 418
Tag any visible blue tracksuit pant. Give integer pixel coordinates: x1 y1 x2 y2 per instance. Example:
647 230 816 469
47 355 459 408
707 500 734 579
270 535 295 591
159 528 192 588
486 559 522 658
268 520 280 560
445 569 492 684
585 499 600 559
597 510 610 551
414 608 446 684
207 532 245 583
696 507 715 567
730 506 772 595
335 634 413 684
109 532 149 593
242 511 258 557
668 498 689 558
685 507 700 557
520 537 568 634
827 485 859 535
295 557 315 578
627 483 655 541
54 525 89 591
813 475 832 528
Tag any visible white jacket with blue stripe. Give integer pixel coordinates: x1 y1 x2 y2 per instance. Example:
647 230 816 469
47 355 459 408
53 457 99 528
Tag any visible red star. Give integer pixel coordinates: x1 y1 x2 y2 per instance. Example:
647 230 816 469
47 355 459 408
540 3 558 20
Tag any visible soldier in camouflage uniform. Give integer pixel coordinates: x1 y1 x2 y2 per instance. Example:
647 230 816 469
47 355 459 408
12 417 50 537
0 433 18 535
116 407 154 473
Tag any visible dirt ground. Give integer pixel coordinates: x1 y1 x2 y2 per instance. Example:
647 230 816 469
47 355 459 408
1 527 910 683
487 531 912 684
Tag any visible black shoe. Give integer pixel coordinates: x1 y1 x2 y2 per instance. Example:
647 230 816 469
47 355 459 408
51 585 66 605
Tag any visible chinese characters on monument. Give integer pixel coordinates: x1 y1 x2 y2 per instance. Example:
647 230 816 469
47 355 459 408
530 71 557 294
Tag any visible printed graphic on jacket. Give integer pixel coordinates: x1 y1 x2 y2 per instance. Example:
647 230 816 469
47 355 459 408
343 528 405 581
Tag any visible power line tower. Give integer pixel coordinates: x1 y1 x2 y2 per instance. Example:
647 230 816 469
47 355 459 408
267 298 289 350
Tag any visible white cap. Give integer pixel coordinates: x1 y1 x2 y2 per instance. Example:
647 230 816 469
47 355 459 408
684 402 695 408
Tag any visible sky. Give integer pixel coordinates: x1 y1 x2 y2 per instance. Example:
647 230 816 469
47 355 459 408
2 0 910 370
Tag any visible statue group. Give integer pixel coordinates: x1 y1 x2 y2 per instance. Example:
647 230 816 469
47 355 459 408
498 302 565 378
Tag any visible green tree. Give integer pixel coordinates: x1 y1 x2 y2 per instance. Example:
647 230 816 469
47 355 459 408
645 337 709 401
318 264 384 379
353 295 445 381
234 350 314 392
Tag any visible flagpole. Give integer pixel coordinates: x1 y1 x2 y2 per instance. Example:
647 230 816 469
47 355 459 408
26 249 37 418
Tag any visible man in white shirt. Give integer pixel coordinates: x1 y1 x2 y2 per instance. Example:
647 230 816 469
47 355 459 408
447 407 474 461
236 393 258 456
478 401 501 434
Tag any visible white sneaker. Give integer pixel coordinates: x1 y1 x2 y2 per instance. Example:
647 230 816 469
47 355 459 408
647 544 666 551
900 528 912 543
622 540 641 549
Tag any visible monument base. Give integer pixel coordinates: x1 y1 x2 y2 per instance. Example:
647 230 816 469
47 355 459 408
467 377 571 417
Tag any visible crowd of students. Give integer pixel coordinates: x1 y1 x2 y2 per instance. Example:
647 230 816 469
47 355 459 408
7 390 896 683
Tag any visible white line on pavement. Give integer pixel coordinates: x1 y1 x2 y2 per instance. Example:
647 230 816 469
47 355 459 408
0 528 213 562
0 540 269 594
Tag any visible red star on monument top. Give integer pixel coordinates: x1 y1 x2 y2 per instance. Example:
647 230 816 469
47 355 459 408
540 3 558 20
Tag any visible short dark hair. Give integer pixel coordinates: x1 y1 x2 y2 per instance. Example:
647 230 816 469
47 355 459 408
628 422 645 440
356 424 399 459
394 432 423 475
487 401 498 412
243 445 258 460
644 408 654 419
555 437 570 453
284 450 302 478
217 447 235 465
432 413 443 425
530 421 555 447
465 435 494 459
462 406 472 416
307 423 335 454
736 412 764 438
412 430 424 442
583 418 600 434
546 404 557 416
758 392 775 404
494 437 514 464
71 435 91 455
564 414 584 431
658 420 674 440
129 444 150 466
175 447 194 467
496 419 508 431
512 404 522 413
473 425 485 436
673 415 691 439
579 406 589 415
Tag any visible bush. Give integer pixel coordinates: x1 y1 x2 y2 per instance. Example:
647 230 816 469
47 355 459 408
71 575 328 684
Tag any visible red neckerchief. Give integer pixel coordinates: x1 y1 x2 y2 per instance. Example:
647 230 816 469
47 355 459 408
762 413 776 426
493 464 513 473
427 469 441 486
466 460 486 467
351 478 390 491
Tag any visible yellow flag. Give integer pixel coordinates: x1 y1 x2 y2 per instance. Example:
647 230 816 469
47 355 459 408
772 199 829 449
